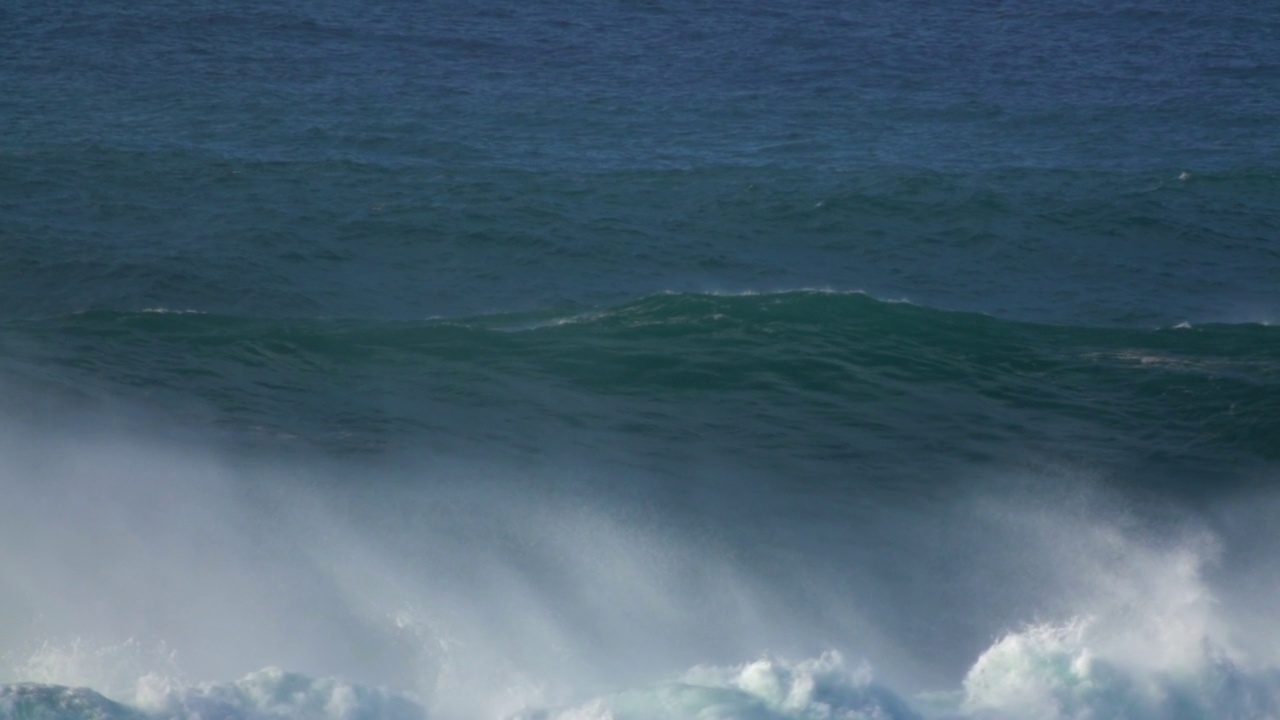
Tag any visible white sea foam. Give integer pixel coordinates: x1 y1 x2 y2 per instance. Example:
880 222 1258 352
0 667 423 720
11 523 1277 720
520 606 1280 720
957 619 1280 720
8 638 183 703
3 412 1279 720
139 308 205 315
519 652 918 720
6 571 1280 720
8 631 1280 720
133 667 424 720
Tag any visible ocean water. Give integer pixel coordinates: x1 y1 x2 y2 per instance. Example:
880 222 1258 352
2 1 1279 719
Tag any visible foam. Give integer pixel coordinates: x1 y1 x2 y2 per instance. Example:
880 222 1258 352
0 668 424 720
958 619 1280 720
516 632 1280 720
518 652 919 720
4 416 1279 720
133 667 425 720
0 683 142 720
7 618 1280 720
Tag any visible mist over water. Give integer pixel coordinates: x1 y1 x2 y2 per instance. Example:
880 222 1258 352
4 0 1280 718
3 392 1279 719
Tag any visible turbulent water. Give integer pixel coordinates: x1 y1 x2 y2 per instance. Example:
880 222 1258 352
2 1 1279 719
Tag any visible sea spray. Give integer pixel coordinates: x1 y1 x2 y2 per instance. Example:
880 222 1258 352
4 0 1278 718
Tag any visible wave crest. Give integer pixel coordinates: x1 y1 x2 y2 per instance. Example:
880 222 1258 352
960 619 1280 720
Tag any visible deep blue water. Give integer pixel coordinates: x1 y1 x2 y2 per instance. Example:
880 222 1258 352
1 2 1279 719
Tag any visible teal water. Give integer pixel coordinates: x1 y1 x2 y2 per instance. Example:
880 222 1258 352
4 293 1276 469
5 151 1279 327
2 1 1279 719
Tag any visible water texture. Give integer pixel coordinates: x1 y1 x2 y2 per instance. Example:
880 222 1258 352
2 1 1278 718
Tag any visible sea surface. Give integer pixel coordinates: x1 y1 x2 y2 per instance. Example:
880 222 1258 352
2 1 1279 719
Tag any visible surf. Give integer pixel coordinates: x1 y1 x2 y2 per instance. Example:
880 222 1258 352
3 410 1279 719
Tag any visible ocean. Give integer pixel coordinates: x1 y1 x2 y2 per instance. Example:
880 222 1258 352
2 1 1279 718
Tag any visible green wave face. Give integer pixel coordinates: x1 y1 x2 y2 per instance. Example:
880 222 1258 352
4 292 1275 471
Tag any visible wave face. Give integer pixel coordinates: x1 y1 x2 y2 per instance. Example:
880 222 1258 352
3 0 1280 718
3 292 1276 467
2 293 1278 720
4 150 1278 331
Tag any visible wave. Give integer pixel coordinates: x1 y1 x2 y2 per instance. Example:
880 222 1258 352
16 287 1280 349
2 415 1279 720
531 626 1280 720
8 629 1280 720
2 354 1278 719
3 291 1276 462
11 290 1280 370
5 142 1278 329
0 667 424 720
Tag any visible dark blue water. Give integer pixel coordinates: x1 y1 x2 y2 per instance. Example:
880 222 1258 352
2 2 1278 719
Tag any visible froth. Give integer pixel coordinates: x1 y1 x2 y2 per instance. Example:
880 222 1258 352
517 652 919 720
960 618 1280 720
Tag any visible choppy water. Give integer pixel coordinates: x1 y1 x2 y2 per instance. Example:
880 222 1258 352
2 1 1278 719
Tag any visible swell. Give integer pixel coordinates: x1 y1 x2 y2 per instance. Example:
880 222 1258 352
2 292 1275 468
1 311 1276 713
3 145 1278 327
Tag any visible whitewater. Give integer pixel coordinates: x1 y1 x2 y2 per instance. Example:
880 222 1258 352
3 396 1280 720
4 0 1279 718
